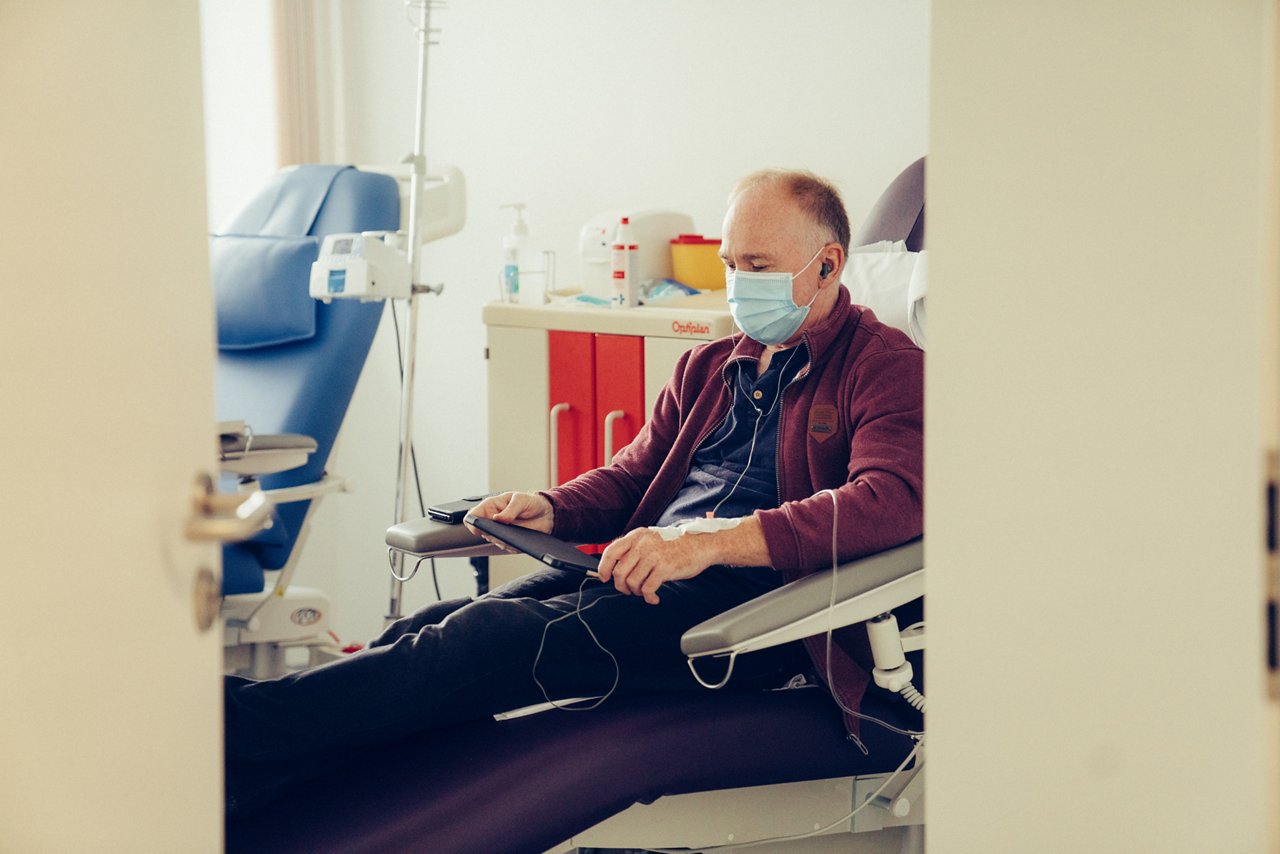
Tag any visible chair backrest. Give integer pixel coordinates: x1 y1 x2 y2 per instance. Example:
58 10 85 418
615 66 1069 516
842 157 927 350
852 157 925 249
213 166 399 576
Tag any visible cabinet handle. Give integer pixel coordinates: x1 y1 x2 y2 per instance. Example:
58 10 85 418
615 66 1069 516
603 409 625 465
549 402 570 487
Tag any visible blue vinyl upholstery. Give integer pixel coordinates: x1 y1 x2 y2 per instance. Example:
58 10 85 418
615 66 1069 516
213 166 400 595
211 235 321 350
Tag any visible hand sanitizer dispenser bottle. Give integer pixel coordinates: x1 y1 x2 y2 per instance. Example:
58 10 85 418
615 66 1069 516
500 203 529 303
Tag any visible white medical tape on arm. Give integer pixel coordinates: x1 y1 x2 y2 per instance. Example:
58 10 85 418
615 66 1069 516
648 516 746 541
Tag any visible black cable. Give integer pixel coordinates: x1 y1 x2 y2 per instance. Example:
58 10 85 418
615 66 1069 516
389 300 427 517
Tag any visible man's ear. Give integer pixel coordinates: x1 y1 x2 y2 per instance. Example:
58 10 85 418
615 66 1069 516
818 245 844 285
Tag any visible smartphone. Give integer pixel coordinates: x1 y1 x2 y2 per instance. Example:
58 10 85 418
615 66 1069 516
426 494 494 524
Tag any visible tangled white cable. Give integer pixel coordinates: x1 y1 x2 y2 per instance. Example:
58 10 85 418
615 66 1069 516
530 575 621 711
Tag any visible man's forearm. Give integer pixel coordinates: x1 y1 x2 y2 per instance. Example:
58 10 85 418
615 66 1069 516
598 514 777 604
690 515 772 569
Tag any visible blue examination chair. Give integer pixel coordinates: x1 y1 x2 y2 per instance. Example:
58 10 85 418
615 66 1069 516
213 165 400 676
226 158 927 853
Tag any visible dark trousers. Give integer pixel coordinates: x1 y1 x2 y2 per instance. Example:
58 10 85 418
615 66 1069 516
225 564 809 812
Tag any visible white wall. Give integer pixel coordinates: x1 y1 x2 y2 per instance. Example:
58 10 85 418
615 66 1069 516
295 0 931 641
928 2 1274 850
200 0 278 230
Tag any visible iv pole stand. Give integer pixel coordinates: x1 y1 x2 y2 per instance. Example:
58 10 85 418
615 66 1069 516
387 0 441 626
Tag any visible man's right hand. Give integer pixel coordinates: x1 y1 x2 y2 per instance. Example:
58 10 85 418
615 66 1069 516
464 491 555 545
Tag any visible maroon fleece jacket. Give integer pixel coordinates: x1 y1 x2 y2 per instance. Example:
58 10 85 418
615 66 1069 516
543 286 924 732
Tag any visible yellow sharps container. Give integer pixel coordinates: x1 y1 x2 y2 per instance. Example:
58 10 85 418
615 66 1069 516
669 234 724 290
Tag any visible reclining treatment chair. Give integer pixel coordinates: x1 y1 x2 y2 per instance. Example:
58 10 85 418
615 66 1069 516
226 157 927 853
213 165 400 677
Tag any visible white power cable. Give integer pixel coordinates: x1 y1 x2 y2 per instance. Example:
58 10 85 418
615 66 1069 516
820 488 926 740
530 576 621 711
647 741 921 854
709 346 801 519
900 682 926 713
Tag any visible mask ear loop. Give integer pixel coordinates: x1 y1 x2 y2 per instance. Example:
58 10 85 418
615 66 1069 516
790 244 827 281
725 244 827 291
794 245 834 311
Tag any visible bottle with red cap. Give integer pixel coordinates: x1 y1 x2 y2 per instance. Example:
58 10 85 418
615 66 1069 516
610 216 639 308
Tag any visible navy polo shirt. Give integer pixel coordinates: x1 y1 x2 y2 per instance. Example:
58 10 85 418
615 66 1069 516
655 343 810 525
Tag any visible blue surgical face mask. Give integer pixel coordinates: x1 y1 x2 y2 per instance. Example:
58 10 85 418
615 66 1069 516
725 246 825 345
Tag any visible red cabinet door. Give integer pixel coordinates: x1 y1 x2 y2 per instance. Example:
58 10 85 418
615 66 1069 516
593 334 645 467
547 331 596 487
548 331 645 489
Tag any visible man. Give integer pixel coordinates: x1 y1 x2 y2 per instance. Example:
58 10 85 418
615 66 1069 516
225 169 923 814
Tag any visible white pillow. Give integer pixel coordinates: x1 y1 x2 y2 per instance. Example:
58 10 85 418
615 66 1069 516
842 240 927 349
906 248 927 350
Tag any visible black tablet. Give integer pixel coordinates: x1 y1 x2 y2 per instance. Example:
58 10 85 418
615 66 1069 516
465 515 601 575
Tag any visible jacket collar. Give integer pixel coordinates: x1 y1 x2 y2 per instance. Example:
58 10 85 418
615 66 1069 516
726 284 857 372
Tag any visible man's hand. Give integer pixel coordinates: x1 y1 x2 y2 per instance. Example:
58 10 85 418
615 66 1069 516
465 491 555 551
597 528 718 605
598 516 773 605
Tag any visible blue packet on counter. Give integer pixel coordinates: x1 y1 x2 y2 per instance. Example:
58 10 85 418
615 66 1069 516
640 279 700 304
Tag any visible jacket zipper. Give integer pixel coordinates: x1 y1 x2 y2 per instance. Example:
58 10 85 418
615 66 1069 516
773 342 812 504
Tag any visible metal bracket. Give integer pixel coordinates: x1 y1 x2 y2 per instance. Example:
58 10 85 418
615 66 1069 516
871 745 924 818
851 744 925 834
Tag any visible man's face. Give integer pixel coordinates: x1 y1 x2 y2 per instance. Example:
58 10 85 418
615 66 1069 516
720 184 833 343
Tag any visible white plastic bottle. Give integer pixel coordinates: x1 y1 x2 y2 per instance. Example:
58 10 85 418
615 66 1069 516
500 203 529 303
610 216 639 308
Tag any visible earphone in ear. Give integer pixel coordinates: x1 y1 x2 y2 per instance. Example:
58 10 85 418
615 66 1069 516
820 261 833 279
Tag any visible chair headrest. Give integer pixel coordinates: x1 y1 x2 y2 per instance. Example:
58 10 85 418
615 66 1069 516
210 234 319 350
852 157 925 250
844 157 928 348
220 165 352 237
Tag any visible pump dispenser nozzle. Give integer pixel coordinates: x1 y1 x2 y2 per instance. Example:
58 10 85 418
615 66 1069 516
500 203 529 237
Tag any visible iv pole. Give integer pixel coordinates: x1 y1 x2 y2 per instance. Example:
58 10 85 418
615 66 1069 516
388 0 443 625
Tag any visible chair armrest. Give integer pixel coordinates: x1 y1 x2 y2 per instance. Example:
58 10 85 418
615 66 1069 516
680 537 924 659
219 430 318 477
385 516 503 559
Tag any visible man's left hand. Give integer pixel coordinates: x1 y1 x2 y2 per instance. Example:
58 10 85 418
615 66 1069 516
597 528 715 605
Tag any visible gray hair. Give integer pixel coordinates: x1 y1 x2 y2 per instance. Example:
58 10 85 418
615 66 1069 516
729 169 851 253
